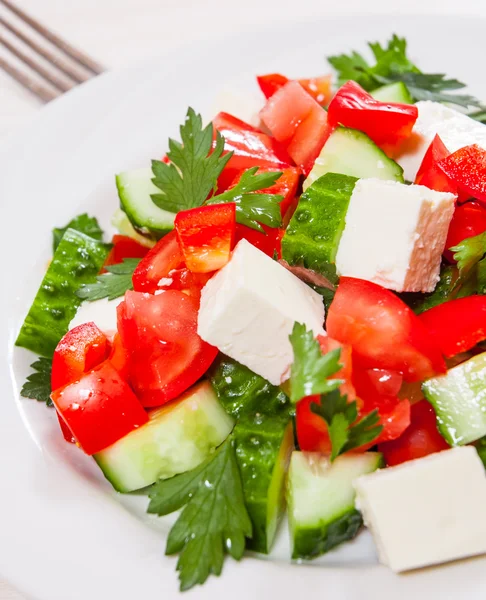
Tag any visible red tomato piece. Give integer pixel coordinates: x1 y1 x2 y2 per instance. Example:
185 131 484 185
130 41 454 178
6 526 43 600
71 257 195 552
296 395 332 454
257 73 333 106
318 335 356 400
327 81 418 150
378 400 449 466
212 112 292 191
108 333 130 380
415 134 457 195
103 234 149 269
444 201 486 263
286 104 331 174
132 230 183 294
52 323 109 391
51 361 148 455
234 224 284 258
257 73 290 99
175 204 235 273
419 296 486 358
438 144 486 204
326 277 446 381
117 290 218 407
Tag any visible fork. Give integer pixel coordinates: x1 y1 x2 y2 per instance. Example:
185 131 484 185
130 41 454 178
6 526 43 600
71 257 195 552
0 0 104 102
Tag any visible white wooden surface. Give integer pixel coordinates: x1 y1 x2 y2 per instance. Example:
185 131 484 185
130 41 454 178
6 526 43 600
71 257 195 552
2 0 486 597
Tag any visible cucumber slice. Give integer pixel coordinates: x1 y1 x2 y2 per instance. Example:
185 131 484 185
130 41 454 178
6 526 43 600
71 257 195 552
235 416 294 554
111 208 156 248
287 451 383 559
16 229 109 357
281 173 357 284
94 381 234 492
116 168 175 238
372 82 414 104
422 352 486 445
304 127 404 190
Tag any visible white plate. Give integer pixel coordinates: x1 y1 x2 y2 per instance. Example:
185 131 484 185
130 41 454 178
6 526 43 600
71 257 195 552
2 13 486 600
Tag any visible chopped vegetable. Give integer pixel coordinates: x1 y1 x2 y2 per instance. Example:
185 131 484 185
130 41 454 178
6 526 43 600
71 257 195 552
52 213 103 252
77 258 140 302
20 357 53 406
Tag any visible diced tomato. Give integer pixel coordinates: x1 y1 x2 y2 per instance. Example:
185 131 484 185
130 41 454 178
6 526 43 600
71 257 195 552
260 81 331 173
234 224 284 258
103 235 149 269
175 204 235 273
419 296 486 358
326 277 446 381
444 201 486 263
52 323 109 391
257 73 333 106
212 112 292 191
117 290 218 407
132 231 183 294
228 165 301 218
164 268 212 302
415 134 457 194
108 333 130 380
378 400 449 466
51 361 148 455
438 144 486 204
327 81 418 150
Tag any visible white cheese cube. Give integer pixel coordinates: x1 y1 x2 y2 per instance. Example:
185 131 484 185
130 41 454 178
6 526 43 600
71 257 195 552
197 239 325 385
69 297 124 336
354 446 486 572
335 178 455 293
397 101 486 181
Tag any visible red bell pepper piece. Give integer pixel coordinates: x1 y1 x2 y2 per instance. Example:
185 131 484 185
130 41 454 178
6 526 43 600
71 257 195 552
326 277 446 381
378 400 449 466
51 361 148 455
444 201 486 263
175 204 236 273
103 234 149 269
415 134 457 194
438 144 486 204
327 80 418 150
257 73 290 99
234 224 285 258
419 296 486 358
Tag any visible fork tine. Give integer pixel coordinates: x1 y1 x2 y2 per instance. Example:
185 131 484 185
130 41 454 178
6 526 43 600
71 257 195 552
0 32 75 92
0 16 91 83
0 0 104 75
0 55 59 102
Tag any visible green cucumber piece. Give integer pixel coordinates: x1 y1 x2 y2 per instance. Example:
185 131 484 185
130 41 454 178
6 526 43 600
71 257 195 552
116 168 175 238
16 229 109 357
52 213 103 252
235 416 294 554
422 352 486 445
287 451 383 559
210 356 291 420
111 208 156 248
371 81 414 104
281 173 357 284
94 381 234 492
304 127 404 190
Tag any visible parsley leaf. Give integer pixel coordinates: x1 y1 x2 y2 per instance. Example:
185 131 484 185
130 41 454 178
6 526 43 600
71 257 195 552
151 108 231 213
147 438 252 592
76 258 140 301
450 231 486 294
311 391 383 461
327 34 484 110
52 214 103 252
20 357 53 406
288 322 343 403
207 167 283 232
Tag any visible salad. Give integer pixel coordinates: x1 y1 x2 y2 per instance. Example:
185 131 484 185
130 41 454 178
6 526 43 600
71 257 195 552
16 34 486 591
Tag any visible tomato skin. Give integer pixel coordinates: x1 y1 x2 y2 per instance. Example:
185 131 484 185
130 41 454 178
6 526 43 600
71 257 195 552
257 73 333 106
327 277 446 382
51 361 148 455
378 400 449 466
212 112 292 192
419 296 486 358
415 134 457 195
103 235 149 269
438 144 486 204
444 201 486 263
51 323 109 391
327 81 418 149
175 204 235 273
108 333 130 380
257 73 290 99
132 231 183 294
117 290 218 407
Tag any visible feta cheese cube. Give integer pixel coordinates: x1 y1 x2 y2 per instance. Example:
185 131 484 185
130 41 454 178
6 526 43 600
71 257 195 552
335 178 455 293
354 447 486 572
69 297 124 335
397 101 486 181
197 239 325 385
